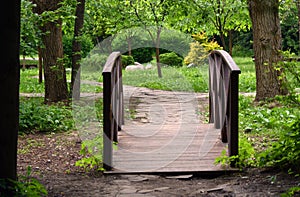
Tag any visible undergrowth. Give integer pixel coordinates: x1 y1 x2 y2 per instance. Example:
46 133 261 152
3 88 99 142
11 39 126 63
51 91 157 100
19 97 74 133
0 166 47 197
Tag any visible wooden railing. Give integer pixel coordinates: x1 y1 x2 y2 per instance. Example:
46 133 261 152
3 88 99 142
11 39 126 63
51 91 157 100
102 51 124 170
208 50 241 157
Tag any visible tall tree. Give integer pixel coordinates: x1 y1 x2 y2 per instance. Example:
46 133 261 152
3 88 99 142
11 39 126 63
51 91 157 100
129 0 175 78
32 0 69 103
192 0 250 54
71 0 85 100
249 0 287 101
0 0 20 184
297 0 300 53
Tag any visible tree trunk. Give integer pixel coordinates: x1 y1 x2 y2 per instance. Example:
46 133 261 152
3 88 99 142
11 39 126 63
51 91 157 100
71 0 85 100
156 27 162 78
22 55 26 69
38 47 43 83
229 30 233 56
0 0 20 185
297 0 300 55
249 0 287 101
41 21 68 103
127 37 132 56
32 0 68 103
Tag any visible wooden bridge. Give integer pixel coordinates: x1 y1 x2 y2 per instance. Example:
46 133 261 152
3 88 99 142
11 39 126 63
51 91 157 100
102 50 241 174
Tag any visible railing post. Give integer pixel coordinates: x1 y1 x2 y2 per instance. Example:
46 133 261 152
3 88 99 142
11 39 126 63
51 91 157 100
103 72 112 170
102 52 123 171
228 72 239 157
208 50 241 163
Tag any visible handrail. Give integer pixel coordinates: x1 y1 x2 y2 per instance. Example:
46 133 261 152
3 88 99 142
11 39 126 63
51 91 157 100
102 51 124 170
208 50 241 158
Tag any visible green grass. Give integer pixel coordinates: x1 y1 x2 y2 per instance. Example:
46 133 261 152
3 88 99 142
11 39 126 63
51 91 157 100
20 68 102 93
233 56 256 92
20 69 44 93
123 66 209 92
121 56 256 93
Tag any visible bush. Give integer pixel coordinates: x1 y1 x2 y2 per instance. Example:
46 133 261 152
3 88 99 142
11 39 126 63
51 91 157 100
129 47 154 63
81 53 108 72
63 34 94 67
258 115 300 172
121 55 135 68
19 98 74 133
159 52 183 67
184 32 222 66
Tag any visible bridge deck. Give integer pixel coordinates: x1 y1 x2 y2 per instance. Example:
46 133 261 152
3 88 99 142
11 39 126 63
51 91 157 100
105 86 236 174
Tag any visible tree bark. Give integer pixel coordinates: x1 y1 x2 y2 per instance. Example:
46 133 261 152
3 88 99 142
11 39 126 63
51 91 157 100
156 27 162 78
249 0 287 101
71 0 85 100
38 47 43 83
297 0 300 55
32 0 68 103
0 0 20 183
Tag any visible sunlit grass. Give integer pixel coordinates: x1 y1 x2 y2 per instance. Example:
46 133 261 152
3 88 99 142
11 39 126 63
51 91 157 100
122 66 209 92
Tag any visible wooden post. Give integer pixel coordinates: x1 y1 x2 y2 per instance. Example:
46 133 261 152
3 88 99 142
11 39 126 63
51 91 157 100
103 72 112 170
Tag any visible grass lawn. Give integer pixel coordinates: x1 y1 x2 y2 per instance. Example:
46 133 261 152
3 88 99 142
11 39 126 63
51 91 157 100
20 68 102 93
122 56 256 93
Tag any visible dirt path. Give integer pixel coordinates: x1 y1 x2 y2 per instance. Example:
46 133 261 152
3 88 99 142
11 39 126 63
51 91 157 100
18 85 299 196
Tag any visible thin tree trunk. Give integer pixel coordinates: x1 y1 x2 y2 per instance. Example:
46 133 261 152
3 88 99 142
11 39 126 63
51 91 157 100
127 37 132 56
249 0 287 101
297 0 300 54
22 55 26 69
38 47 43 83
0 0 20 185
156 27 162 78
71 0 85 100
220 31 227 51
229 30 233 56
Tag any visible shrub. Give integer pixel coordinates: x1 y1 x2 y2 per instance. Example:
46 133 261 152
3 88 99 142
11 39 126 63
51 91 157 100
129 47 153 63
121 55 135 68
63 34 94 67
159 52 183 67
19 98 74 133
258 115 300 173
81 53 108 72
184 32 222 66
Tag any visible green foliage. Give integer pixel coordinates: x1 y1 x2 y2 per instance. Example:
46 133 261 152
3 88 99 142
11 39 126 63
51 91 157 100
184 33 222 66
130 47 154 64
215 137 256 169
20 0 41 58
121 55 135 68
278 50 300 103
280 2 299 53
238 94 300 173
258 115 300 172
233 56 256 92
0 166 47 197
159 52 183 67
19 97 74 133
73 98 104 171
81 53 108 72
62 34 94 67
20 69 44 93
281 186 300 197
75 135 104 172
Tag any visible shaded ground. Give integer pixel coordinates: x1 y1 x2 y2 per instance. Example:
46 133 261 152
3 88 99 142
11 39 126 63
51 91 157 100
18 86 299 196
17 132 300 197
